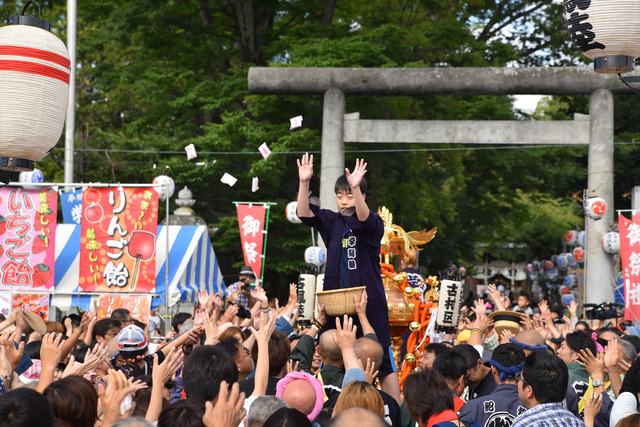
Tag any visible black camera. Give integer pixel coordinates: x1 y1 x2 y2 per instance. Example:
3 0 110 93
241 283 252 293
229 302 252 319
583 303 622 320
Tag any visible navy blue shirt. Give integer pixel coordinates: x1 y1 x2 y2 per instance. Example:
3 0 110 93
458 383 526 427
300 205 390 347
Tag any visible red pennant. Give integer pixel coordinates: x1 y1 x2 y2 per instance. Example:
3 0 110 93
236 204 266 281
619 214 640 321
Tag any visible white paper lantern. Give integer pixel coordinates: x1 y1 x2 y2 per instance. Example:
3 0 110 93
556 253 572 269
572 247 586 263
564 0 640 73
0 7 70 171
561 293 578 306
304 246 326 269
564 274 579 290
602 231 620 253
577 230 586 247
152 175 175 201
564 230 579 246
18 168 43 189
586 197 607 219
286 201 302 224
544 260 554 270
458 266 466 276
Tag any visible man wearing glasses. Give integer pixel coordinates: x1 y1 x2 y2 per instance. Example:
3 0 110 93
513 350 584 427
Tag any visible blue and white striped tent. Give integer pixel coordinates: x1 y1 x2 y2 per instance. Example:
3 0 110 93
52 224 226 311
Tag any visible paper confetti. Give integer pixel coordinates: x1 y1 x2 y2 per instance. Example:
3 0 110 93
252 177 259 193
185 144 198 160
258 142 271 160
220 172 237 187
290 115 303 129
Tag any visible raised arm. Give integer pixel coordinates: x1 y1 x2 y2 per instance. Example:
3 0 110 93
354 290 375 336
296 153 314 218
345 158 370 222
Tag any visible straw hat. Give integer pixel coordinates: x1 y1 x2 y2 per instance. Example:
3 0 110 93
488 310 521 335
22 310 47 335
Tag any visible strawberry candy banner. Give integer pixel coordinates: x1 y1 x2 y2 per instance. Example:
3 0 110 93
13 293 49 321
80 187 159 293
619 214 640 321
236 203 267 283
0 188 57 291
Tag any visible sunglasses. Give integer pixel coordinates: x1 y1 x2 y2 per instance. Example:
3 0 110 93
235 347 250 361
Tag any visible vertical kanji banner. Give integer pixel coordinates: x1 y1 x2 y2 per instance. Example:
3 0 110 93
0 188 57 291
60 188 83 224
79 187 159 293
236 204 266 282
619 213 640 321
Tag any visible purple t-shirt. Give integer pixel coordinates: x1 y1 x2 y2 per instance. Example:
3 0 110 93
300 205 390 347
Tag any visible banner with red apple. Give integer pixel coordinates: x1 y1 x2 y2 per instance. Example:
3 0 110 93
79 187 159 293
0 188 57 291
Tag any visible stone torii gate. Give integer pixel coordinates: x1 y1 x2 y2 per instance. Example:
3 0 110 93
248 66 632 304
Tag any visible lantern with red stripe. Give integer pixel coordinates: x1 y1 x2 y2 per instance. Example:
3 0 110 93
0 2 70 172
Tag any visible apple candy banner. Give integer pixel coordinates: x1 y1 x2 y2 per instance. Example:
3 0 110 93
98 294 151 323
236 203 266 283
80 187 159 293
0 188 57 291
619 213 640 321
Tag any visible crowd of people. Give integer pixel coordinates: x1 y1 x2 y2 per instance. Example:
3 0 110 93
0 282 638 427
0 154 638 426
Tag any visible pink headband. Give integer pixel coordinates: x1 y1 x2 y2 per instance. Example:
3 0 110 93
275 371 324 421
591 332 604 353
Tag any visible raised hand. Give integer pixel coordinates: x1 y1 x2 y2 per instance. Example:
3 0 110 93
354 289 368 318
345 158 367 190
499 329 515 345
334 315 357 351
361 357 379 384
0 329 24 371
251 287 268 306
202 381 246 427
471 298 488 316
297 153 314 182
577 348 604 378
584 392 603 427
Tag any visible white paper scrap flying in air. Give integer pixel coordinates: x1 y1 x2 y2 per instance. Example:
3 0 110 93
258 142 271 160
252 177 259 192
185 144 198 160
220 172 237 187
290 115 303 129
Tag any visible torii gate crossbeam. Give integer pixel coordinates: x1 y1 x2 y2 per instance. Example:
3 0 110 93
248 66 626 304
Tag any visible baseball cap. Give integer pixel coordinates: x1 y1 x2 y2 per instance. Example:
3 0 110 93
239 265 255 277
117 325 148 352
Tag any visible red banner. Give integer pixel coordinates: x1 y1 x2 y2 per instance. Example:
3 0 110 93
79 187 159 293
619 214 640 321
0 188 57 291
236 204 266 281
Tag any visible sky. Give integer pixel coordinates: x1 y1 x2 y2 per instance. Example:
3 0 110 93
513 94 544 113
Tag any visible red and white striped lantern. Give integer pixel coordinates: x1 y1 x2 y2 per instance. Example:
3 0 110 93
0 3 70 171
563 0 640 73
